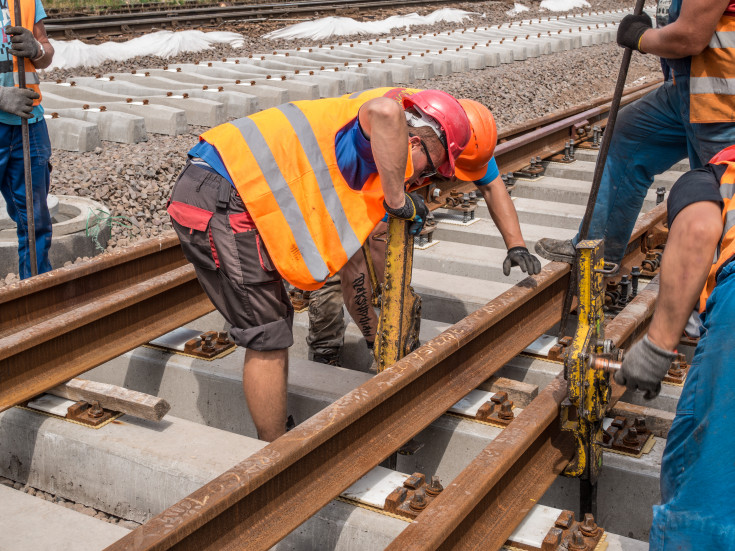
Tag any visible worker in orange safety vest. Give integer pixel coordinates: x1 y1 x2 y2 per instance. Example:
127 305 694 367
167 87 471 441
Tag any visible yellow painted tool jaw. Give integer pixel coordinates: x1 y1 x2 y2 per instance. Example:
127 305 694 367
374 218 422 372
561 239 611 483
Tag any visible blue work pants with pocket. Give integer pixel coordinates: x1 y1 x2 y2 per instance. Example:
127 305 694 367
573 75 735 265
649 261 735 549
0 119 52 279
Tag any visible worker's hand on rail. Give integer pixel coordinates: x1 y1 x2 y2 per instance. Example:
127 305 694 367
0 86 39 118
6 26 39 59
614 335 676 399
616 13 652 52
503 247 542 277
384 192 429 235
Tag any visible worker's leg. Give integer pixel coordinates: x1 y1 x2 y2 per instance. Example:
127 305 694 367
0 121 52 278
536 82 689 265
168 162 294 440
242 348 288 442
582 82 689 265
649 261 735 549
306 274 345 365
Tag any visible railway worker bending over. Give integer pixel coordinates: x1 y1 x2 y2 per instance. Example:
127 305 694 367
535 0 735 284
0 0 54 278
167 87 471 441
614 145 735 549
306 95 541 367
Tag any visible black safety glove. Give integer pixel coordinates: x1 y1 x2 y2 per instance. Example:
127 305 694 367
0 86 39 118
384 192 429 235
616 13 652 52
503 246 542 277
615 335 676 399
6 26 39 59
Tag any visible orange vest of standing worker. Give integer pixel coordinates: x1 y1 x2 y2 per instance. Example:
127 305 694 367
690 14 735 123
699 152 735 311
7 0 42 106
200 87 420 290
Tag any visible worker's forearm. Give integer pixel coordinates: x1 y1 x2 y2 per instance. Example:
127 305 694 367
31 37 54 70
647 202 722 351
638 0 729 58
478 178 525 249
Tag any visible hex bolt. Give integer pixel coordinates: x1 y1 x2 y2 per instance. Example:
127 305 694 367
408 488 428 512
425 475 444 496
202 334 215 353
568 530 589 551
623 426 639 446
569 138 576 159
668 358 683 377
498 401 514 420
580 513 599 537
216 331 229 345
631 266 641 297
619 275 631 305
564 141 571 161
634 417 647 432
656 187 666 205
432 187 441 200
88 401 104 419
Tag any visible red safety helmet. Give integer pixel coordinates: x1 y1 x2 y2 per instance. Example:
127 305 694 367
710 144 735 164
454 99 498 181
403 90 471 178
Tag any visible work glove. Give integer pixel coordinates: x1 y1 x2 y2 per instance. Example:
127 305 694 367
384 192 429 235
503 246 542 277
0 86 39 118
6 26 39 59
615 335 676 399
616 13 652 52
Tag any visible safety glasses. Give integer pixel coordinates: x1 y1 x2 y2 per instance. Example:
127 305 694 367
418 139 437 179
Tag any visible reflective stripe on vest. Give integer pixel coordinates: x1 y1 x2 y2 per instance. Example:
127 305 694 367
7 0 41 107
690 15 735 123
699 161 735 311
201 89 415 290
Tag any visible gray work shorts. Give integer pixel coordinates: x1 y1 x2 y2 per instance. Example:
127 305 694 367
168 161 294 350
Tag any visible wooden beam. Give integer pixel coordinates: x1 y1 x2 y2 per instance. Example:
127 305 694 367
47 379 170 422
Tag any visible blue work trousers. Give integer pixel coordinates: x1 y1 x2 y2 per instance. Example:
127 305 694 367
574 75 735 265
649 261 735 549
0 119 52 279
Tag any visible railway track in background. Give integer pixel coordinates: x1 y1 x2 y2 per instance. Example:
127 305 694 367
0 82 675 550
45 0 463 38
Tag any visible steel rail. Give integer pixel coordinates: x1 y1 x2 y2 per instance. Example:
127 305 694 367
105 206 665 551
0 235 214 412
106 259 571 551
44 0 455 37
386 206 666 551
0 89 655 415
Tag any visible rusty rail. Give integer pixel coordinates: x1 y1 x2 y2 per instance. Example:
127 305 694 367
385 208 666 551
0 235 214 412
106 204 666 551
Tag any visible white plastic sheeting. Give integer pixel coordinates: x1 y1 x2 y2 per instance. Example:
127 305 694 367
539 0 591 11
506 3 530 16
263 8 477 41
48 30 245 70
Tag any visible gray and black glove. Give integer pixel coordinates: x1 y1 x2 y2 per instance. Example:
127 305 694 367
503 246 542 277
615 335 676 399
0 86 39 118
6 26 39 59
384 192 429 236
616 13 652 52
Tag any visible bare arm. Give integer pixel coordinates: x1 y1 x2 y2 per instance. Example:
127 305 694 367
359 97 408 210
647 201 722 351
31 21 54 70
639 0 729 58
475 175 526 249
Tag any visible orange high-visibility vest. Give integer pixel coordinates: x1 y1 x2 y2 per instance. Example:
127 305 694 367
690 15 735 123
200 87 420 290
699 159 735 311
7 0 42 107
